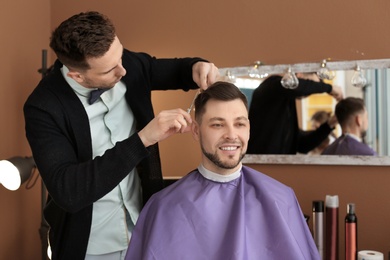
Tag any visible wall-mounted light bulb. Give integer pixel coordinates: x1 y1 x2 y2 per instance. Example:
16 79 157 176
248 61 262 78
224 70 236 83
351 65 367 88
281 67 299 89
317 59 335 80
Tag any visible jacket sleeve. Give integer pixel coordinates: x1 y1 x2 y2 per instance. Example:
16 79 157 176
123 50 207 91
297 122 333 153
271 76 333 99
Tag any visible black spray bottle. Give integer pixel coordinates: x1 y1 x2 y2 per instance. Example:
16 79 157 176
345 203 357 260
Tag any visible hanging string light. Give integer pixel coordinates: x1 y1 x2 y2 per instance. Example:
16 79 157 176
281 66 299 89
351 65 367 88
226 70 236 83
317 59 335 80
248 61 263 78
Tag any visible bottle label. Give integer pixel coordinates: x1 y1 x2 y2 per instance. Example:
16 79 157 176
345 223 357 260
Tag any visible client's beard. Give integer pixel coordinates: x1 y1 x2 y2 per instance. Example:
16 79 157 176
361 130 367 139
201 146 245 170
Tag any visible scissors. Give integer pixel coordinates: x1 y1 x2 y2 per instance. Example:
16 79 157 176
187 90 201 114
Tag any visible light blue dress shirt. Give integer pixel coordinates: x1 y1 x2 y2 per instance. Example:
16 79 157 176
61 66 142 255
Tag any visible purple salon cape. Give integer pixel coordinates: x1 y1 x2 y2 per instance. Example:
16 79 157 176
322 134 377 155
125 165 319 260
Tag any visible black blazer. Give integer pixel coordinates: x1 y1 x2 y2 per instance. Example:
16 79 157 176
24 49 203 260
248 75 333 154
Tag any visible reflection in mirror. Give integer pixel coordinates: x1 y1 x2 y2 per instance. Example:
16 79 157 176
219 59 390 157
364 68 390 155
313 68 390 156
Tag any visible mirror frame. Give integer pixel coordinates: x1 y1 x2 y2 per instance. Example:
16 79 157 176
220 58 390 77
220 58 390 166
242 154 390 166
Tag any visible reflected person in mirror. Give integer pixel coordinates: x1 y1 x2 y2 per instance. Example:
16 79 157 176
23 11 219 260
125 82 320 260
322 97 377 155
247 73 343 154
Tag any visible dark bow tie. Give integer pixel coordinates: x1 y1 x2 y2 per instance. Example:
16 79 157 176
88 89 106 104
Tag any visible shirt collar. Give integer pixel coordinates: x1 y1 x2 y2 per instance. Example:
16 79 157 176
198 164 242 183
61 65 95 98
345 133 362 142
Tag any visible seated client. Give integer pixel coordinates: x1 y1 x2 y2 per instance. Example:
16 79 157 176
125 81 320 260
322 97 377 155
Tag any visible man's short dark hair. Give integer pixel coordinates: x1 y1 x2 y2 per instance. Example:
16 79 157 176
335 97 365 126
194 81 248 123
50 11 116 70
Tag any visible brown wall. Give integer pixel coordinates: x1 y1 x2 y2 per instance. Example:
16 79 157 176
1 0 389 259
0 1 51 259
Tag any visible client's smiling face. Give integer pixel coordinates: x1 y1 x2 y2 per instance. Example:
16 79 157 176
192 98 250 175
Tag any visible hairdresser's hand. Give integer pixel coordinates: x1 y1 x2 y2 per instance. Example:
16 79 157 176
192 62 219 90
327 114 338 129
138 109 192 147
329 85 344 101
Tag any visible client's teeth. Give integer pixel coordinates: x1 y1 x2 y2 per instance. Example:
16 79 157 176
221 147 237 151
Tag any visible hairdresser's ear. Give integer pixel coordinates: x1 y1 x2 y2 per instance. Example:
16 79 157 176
191 121 200 141
67 70 85 84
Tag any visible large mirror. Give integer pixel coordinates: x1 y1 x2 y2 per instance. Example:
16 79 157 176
219 58 390 166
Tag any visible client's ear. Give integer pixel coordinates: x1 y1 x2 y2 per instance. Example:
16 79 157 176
191 121 200 141
355 114 363 127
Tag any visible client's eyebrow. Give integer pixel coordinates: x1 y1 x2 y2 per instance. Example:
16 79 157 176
208 116 248 123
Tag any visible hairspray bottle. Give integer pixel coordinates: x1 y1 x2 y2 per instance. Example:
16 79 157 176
345 203 357 260
313 200 324 260
326 195 339 260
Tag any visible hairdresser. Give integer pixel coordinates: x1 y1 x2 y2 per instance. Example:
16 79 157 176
248 72 343 154
23 11 219 260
